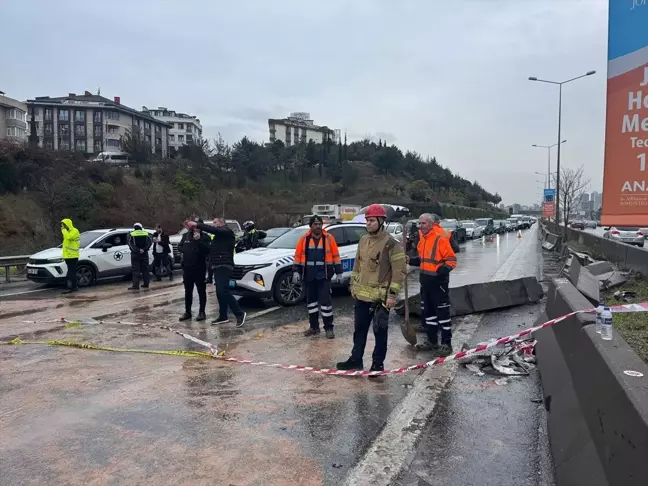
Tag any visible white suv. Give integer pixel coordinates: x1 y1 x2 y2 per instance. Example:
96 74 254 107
25 228 162 287
230 222 370 306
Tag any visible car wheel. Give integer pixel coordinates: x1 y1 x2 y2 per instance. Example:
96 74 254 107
76 264 96 287
273 270 305 306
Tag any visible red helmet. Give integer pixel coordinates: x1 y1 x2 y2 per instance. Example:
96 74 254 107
365 204 387 218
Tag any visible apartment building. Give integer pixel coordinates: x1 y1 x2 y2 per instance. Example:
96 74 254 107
142 106 202 156
26 91 171 157
268 112 338 147
0 91 28 142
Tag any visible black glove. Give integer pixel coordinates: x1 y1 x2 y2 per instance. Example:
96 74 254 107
437 265 451 277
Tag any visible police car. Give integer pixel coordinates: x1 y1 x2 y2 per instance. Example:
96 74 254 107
25 228 164 287
230 222 368 306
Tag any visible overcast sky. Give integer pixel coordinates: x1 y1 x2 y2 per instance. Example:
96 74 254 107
1 0 608 205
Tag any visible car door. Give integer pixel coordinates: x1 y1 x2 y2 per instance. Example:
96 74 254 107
341 226 368 276
90 232 132 277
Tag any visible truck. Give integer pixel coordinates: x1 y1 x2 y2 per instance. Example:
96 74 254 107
302 203 361 224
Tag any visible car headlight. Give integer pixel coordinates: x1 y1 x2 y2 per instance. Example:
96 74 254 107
48 258 64 263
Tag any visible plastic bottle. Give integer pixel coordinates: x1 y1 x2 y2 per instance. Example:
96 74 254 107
595 302 605 334
601 307 613 341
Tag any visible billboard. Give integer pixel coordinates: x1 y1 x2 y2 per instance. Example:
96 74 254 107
601 0 648 226
543 188 556 203
543 202 555 218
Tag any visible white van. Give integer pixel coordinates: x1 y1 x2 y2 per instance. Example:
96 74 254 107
92 152 131 167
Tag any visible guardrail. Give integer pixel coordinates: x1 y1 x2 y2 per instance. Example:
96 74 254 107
0 255 30 283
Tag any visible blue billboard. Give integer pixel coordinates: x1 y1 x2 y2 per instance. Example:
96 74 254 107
543 189 556 203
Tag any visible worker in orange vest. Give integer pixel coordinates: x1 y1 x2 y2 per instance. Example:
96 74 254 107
293 215 343 339
408 213 457 356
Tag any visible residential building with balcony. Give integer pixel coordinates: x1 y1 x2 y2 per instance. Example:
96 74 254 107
26 91 171 157
268 112 337 147
142 106 202 156
0 91 28 142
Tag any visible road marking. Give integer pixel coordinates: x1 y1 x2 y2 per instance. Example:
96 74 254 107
246 306 281 320
343 226 540 486
0 288 51 298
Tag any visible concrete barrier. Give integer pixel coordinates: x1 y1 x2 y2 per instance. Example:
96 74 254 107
536 278 648 486
400 276 544 325
542 222 648 277
567 257 600 305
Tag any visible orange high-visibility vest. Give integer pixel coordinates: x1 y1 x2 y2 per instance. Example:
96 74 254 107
293 229 342 278
417 225 457 276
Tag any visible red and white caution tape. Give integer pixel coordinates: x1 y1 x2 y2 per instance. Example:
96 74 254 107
165 301 648 377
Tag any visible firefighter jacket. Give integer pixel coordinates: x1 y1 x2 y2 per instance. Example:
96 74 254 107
350 231 406 303
61 218 80 259
128 229 153 254
293 229 343 280
409 223 457 284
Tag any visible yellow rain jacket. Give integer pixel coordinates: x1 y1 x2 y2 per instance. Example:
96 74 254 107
61 218 80 259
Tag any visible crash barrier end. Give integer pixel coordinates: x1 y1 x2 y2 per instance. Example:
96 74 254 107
538 278 648 486
399 277 544 329
566 257 600 306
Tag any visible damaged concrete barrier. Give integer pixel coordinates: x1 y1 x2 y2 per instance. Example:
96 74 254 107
585 261 627 290
536 278 648 486
398 276 544 324
567 256 600 305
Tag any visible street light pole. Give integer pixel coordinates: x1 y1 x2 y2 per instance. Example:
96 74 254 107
533 141 566 191
529 71 595 227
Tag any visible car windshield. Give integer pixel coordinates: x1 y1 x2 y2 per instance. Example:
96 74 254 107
267 227 309 249
440 221 457 229
79 231 106 248
462 223 474 228
475 219 489 226
227 222 240 232
265 228 289 238
614 227 640 231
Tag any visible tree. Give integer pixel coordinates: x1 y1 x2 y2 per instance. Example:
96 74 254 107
409 179 432 202
552 165 590 229
121 127 152 165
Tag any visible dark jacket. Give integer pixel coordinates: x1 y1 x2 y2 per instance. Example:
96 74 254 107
128 230 152 255
178 231 210 270
197 223 236 267
152 231 171 254
241 229 260 251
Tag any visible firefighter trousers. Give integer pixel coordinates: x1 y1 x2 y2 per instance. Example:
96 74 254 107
350 300 389 366
420 279 452 345
306 278 333 331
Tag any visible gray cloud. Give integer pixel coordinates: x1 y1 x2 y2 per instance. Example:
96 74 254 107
0 0 608 204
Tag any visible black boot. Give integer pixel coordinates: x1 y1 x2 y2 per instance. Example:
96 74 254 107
196 312 206 321
336 358 363 371
179 312 191 321
368 362 384 378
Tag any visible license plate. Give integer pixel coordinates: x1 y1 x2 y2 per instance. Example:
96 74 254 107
228 279 236 288
27 268 38 275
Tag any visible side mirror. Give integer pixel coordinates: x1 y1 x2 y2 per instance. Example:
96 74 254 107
101 242 113 252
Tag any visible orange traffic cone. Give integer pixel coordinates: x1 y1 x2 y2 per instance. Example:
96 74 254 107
517 230 522 238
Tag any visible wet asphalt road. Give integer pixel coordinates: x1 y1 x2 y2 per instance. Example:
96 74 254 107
0 227 546 486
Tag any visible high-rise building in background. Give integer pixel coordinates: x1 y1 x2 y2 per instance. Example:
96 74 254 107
268 112 337 146
26 91 171 157
0 91 28 142
142 106 202 157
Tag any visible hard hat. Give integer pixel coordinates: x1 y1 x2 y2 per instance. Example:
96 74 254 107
243 220 255 230
365 204 387 218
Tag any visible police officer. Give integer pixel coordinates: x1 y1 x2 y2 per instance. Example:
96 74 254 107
178 219 211 321
408 213 457 356
60 218 80 294
241 221 260 251
127 223 152 290
336 204 406 373
292 215 343 339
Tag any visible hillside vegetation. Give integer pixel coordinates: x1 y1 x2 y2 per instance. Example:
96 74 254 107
0 137 506 255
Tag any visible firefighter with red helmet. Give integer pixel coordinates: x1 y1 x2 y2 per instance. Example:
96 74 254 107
336 204 407 373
